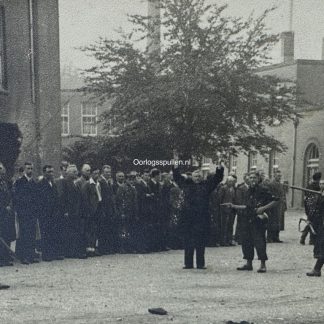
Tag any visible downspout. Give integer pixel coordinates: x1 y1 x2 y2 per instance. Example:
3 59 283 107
291 115 299 207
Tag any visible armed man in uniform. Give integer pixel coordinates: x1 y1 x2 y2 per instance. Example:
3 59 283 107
306 179 324 277
223 171 278 273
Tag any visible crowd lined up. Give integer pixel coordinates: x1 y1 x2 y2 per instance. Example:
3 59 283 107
0 160 289 270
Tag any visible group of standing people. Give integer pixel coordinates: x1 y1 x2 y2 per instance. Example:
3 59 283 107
210 169 287 248
0 161 189 269
0 158 298 289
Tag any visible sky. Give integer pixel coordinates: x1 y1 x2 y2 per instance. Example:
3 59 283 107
59 0 324 72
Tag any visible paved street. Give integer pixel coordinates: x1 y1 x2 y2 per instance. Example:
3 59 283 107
1 209 324 324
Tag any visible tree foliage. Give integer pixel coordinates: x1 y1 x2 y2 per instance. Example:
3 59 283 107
80 0 297 162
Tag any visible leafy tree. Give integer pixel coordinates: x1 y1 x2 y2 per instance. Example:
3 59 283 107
80 0 297 163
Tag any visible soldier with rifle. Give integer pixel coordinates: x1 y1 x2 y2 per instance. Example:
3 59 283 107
300 172 321 245
222 171 278 273
305 179 324 277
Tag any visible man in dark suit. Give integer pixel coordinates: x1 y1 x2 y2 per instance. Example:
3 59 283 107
115 172 138 253
54 161 69 257
13 162 39 264
98 165 117 254
60 164 86 259
148 168 165 252
81 168 103 256
38 165 62 261
135 169 153 252
0 162 15 267
173 160 224 269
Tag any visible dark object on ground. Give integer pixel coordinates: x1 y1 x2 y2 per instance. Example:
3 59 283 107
0 283 10 290
226 321 253 324
148 308 168 315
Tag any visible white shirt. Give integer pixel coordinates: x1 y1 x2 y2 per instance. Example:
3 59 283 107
90 178 102 202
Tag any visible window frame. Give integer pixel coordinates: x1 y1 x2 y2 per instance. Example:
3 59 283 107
81 102 98 136
61 103 70 136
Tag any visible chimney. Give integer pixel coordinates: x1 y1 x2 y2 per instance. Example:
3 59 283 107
281 31 295 64
147 0 161 59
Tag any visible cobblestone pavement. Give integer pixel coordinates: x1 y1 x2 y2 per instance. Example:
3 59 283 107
1 210 324 324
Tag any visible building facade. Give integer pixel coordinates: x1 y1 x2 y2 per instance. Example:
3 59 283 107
60 67 112 148
0 0 61 174
229 32 324 207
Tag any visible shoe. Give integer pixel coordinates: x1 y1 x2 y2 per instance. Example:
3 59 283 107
306 269 321 277
0 284 10 290
197 266 207 270
94 250 102 257
0 261 14 267
300 239 305 245
77 254 87 259
257 267 267 273
237 264 253 271
267 238 273 243
30 259 40 264
273 239 283 243
183 266 193 269
21 259 30 265
42 258 53 262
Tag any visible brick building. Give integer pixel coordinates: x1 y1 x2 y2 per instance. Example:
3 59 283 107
229 32 324 207
0 0 61 174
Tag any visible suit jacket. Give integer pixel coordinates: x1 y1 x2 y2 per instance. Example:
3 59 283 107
37 178 60 220
13 175 38 217
99 177 116 218
81 180 101 218
60 178 82 220
0 179 16 241
148 179 163 223
135 180 152 223
115 183 138 222
173 167 224 240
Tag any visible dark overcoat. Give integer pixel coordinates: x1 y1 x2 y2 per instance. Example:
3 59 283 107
0 179 15 242
173 167 224 246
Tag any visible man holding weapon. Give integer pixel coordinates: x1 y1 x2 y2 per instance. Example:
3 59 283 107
300 172 321 245
305 179 324 277
291 179 324 276
222 171 278 273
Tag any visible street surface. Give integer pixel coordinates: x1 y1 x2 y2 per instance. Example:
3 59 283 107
1 210 324 324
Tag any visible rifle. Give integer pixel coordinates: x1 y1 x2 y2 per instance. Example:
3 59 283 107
290 186 322 195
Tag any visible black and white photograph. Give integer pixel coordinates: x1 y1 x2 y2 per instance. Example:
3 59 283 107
1 0 324 323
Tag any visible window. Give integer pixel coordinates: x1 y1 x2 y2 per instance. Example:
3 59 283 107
305 143 320 186
230 155 237 174
269 150 280 178
61 104 69 136
81 103 97 136
250 152 258 170
0 6 7 90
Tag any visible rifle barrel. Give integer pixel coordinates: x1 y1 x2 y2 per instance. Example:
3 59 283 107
290 185 322 195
